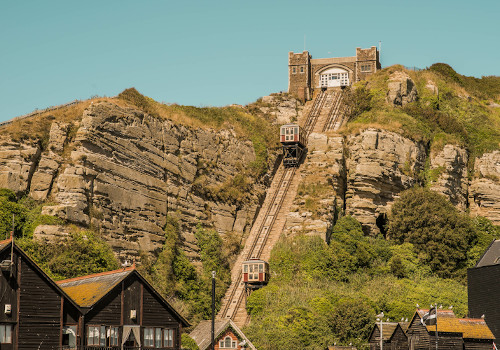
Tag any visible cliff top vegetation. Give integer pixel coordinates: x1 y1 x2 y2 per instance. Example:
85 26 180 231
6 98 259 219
340 64 500 162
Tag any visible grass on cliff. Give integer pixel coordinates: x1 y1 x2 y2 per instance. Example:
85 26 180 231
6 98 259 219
341 64 500 162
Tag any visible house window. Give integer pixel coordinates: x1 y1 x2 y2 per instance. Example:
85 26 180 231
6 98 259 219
144 328 154 347
62 326 77 349
109 327 120 346
88 326 120 347
87 326 100 346
360 64 372 72
155 328 163 348
164 329 174 347
0 324 12 344
219 336 237 348
292 67 296 74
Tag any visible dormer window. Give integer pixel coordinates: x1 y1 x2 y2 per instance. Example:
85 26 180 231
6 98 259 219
219 336 237 348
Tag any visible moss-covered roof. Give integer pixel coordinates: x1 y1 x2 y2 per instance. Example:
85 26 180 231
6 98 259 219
57 265 135 307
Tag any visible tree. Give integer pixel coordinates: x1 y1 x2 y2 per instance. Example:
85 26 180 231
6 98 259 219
387 187 475 278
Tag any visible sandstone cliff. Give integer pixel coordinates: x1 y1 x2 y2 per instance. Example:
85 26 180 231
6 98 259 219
0 99 279 262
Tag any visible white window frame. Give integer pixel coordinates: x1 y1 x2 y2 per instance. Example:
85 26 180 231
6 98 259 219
220 336 237 349
164 328 174 347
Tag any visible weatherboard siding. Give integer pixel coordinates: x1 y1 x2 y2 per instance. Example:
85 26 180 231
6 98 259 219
85 287 122 325
468 265 500 341
123 276 141 325
18 258 61 350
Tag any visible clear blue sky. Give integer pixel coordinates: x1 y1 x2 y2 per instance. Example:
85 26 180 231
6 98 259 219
1 0 499 122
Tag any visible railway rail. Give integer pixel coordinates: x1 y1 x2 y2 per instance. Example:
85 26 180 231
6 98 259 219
218 91 329 325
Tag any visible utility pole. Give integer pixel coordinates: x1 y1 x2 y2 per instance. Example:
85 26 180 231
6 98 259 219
211 271 216 350
435 303 439 350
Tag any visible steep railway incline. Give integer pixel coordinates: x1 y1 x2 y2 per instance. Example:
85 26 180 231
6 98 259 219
218 90 346 327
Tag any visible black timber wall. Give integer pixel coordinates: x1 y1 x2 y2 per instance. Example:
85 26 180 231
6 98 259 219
468 265 500 341
18 258 62 350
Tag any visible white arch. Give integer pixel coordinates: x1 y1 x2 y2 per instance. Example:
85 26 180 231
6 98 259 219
318 65 351 87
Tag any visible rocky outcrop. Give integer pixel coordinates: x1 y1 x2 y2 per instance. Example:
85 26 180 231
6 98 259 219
284 133 345 240
2 101 268 261
0 139 41 193
30 122 69 200
345 129 426 234
429 145 469 210
253 94 302 125
470 151 500 225
387 71 418 106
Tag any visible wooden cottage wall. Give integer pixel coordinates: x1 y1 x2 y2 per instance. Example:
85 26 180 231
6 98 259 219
464 339 494 350
18 258 62 350
407 317 431 350
123 277 141 325
433 332 463 350
85 288 121 325
0 249 17 325
142 283 181 347
390 327 408 350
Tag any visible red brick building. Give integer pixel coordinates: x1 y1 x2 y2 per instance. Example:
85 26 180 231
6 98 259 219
190 319 256 350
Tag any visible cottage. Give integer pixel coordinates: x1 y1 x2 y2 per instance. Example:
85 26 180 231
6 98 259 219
0 238 190 349
405 309 495 350
189 319 256 350
0 238 81 350
368 322 408 350
57 263 190 349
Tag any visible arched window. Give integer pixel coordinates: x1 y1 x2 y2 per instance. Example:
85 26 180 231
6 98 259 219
225 336 232 348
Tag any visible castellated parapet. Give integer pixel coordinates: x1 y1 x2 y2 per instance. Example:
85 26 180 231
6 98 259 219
288 46 381 101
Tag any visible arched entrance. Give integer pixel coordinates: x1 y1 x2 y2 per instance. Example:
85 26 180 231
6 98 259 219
319 67 350 88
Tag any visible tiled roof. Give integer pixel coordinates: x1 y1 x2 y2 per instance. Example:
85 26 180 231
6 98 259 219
190 319 256 350
374 323 399 340
476 239 500 267
57 266 135 307
458 319 495 340
0 237 12 251
414 309 495 339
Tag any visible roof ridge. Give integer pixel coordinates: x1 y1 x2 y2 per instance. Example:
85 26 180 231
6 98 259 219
459 318 486 322
57 265 135 284
0 237 12 245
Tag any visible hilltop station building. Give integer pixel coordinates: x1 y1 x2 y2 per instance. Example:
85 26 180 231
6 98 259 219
288 46 381 101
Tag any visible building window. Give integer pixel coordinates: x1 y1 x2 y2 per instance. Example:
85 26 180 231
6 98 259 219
320 72 349 87
87 326 100 346
292 67 296 74
219 336 237 348
0 324 12 344
300 66 304 73
144 328 154 347
110 327 120 346
360 64 372 72
87 326 120 347
164 329 174 347
62 326 77 349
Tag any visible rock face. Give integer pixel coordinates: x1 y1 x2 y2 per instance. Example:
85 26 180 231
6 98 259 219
470 151 500 225
429 145 469 211
254 94 302 125
284 133 345 241
2 101 268 261
345 129 426 234
387 71 418 106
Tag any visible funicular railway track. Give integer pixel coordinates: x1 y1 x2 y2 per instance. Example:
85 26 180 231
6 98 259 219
218 91 328 325
323 90 346 132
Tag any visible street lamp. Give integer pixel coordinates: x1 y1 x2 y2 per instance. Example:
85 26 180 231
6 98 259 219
211 271 216 350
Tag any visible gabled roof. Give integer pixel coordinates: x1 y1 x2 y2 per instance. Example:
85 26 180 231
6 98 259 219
369 322 407 342
475 239 500 267
190 319 257 350
57 266 135 307
57 266 190 327
0 239 82 312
